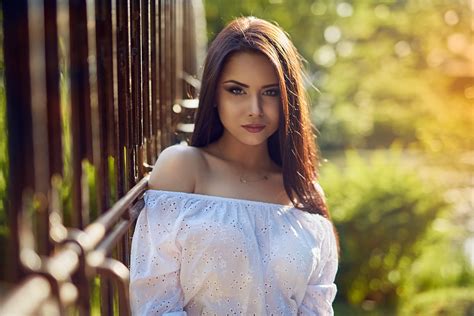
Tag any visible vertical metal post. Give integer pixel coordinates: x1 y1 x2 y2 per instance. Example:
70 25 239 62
2 0 32 283
69 0 92 313
44 0 63 179
150 0 159 162
69 0 91 229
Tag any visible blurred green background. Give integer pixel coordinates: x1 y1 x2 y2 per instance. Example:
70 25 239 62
204 0 473 315
0 0 473 315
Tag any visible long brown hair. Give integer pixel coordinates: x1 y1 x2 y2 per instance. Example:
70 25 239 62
191 17 330 219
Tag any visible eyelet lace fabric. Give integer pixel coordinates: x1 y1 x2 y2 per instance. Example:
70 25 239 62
130 190 338 316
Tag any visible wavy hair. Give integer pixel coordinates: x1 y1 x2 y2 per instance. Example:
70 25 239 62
191 17 330 218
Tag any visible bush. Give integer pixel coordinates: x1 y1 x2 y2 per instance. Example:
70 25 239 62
400 288 474 316
320 146 450 308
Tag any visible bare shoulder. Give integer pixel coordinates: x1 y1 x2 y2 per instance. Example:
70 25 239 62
148 144 205 193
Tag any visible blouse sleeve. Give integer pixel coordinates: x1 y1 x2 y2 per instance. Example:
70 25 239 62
129 195 187 316
298 217 338 316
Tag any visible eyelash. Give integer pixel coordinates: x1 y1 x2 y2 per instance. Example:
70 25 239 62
225 86 280 97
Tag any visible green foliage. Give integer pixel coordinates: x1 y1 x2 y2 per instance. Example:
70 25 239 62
320 146 451 307
398 221 474 300
400 288 474 316
204 0 473 152
334 301 396 316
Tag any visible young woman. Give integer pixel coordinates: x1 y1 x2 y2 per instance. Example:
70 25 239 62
130 17 339 315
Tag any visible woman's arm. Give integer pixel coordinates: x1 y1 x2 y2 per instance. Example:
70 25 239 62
298 218 338 316
130 203 186 315
131 144 200 315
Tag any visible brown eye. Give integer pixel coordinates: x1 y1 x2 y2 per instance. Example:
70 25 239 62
263 89 280 97
226 86 245 95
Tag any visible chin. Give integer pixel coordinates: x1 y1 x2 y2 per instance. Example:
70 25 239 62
238 135 272 147
224 128 278 147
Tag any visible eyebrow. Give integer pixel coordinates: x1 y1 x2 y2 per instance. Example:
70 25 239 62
222 80 279 89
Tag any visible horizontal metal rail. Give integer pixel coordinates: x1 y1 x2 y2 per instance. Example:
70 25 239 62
0 176 149 315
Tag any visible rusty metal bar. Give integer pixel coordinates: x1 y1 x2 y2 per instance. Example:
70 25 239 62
87 206 146 316
150 0 158 161
175 0 183 102
115 0 130 281
96 0 116 158
95 220 130 258
156 0 163 154
94 16 112 308
44 0 63 178
129 0 141 190
159 0 170 147
94 2 115 310
165 0 173 145
69 0 91 229
84 176 147 248
142 0 154 168
115 0 130 199
158 0 164 148
0 175 147 314
95 0 114 214
174 0 186 143
142 0 150 141
130 0 140 147
0 275 54 315
27 0 52 257
95 259 131 316
3 0 33 283
66 234 91 315
69 0 93 313
85 0 103 220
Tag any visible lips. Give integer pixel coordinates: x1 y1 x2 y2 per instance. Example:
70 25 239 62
242 124 266 133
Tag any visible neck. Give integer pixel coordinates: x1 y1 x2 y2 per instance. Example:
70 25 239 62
214 133 276 172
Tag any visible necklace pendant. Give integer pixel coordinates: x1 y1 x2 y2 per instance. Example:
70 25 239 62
239 175 268 183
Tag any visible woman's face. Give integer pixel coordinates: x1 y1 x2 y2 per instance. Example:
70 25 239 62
216 51 281 147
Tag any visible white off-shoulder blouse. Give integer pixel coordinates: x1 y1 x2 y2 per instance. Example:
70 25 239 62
130 190 338 316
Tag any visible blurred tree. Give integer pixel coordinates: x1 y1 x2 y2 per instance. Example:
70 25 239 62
320 147 451 309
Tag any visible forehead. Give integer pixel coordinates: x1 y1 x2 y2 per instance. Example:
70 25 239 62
219 51 279 85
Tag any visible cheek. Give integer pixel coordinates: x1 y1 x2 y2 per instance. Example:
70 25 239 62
216 101 238 127
267 100 281 124
217 95 245 117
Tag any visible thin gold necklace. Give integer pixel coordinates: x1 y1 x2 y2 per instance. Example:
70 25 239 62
215 143 270 184
239 172 269 183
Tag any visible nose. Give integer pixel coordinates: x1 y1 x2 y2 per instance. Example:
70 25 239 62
248 94 263 117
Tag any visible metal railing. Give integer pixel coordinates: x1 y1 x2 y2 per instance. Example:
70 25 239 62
0 0 205 314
